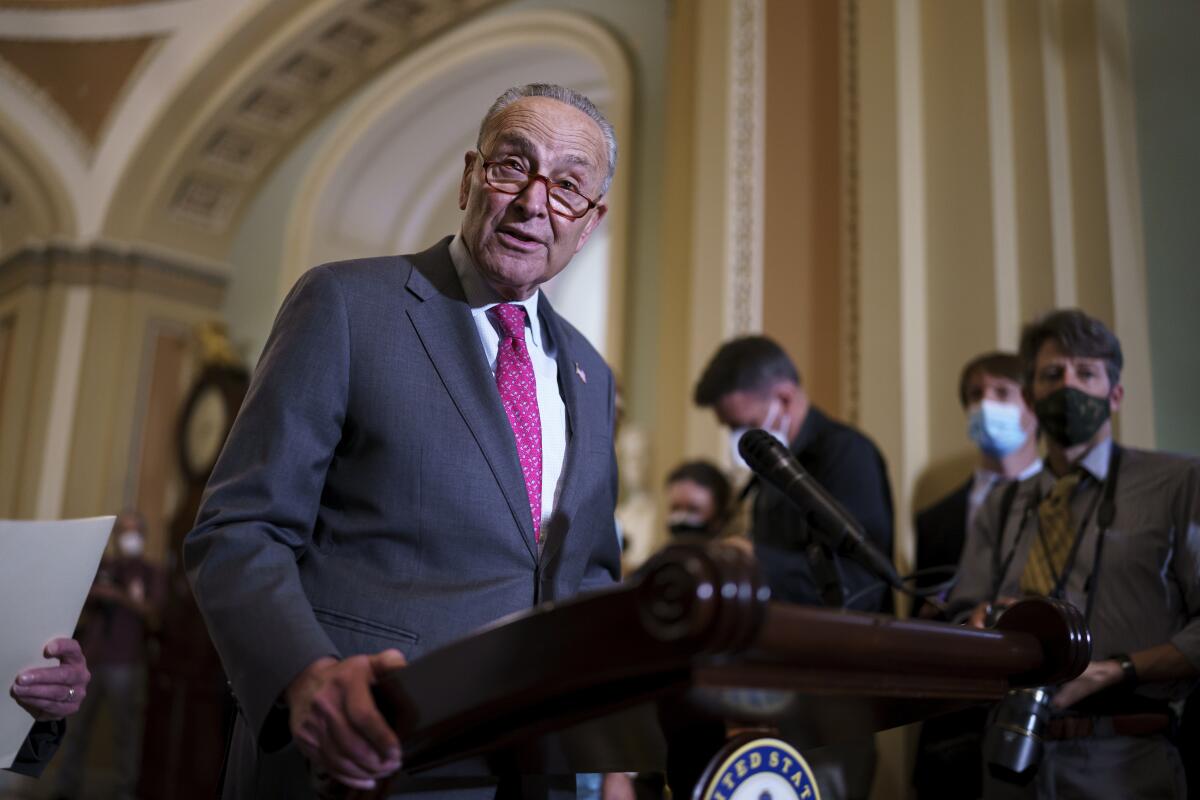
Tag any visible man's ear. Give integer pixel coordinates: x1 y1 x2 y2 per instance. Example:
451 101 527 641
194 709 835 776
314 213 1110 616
1019 400 1039 433
573 202 608 254
1109 383 1124 414
459 151 476 210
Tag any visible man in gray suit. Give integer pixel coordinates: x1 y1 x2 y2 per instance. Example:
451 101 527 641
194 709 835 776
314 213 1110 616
184 83 622 798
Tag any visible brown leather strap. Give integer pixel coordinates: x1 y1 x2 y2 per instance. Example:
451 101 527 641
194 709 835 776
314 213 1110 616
1046 713 1170 740
1110 713 1172 737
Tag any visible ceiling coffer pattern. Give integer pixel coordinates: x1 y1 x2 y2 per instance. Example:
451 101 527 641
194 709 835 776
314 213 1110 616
165 0 502 233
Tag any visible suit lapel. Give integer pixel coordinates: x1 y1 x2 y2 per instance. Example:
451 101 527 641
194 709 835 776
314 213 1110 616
537 298 592 569
950 480 972 532
403 242 538 562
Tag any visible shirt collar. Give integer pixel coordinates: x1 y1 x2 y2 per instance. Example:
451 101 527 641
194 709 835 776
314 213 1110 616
1076 436 1113 482
1017 458 1044 481
450 233 543 350
971 468 1001 493
1037 436 1113 487
974 458 1042 493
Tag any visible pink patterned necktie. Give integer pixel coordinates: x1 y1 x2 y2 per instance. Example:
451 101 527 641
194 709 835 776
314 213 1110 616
490 303 543 542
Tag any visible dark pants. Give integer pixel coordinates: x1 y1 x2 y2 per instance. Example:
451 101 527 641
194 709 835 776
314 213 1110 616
982 734 1186 800
54 663 147 800
914 708 988 800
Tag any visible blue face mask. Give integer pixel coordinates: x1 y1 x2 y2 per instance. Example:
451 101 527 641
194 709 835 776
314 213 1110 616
967 399 1028 457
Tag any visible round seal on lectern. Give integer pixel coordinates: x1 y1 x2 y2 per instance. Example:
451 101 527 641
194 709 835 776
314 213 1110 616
695 736 821 800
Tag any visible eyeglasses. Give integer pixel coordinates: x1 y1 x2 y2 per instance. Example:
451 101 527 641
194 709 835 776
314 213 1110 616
478 153 599 220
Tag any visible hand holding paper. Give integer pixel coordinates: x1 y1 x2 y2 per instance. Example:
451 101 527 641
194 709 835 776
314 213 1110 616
10 638 90 721
0 516 113 768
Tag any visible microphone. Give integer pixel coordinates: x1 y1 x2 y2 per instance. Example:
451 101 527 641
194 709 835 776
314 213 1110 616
738 429 902 589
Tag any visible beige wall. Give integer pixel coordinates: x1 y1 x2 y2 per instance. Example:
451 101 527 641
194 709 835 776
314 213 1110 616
0 280 59 519
0 247 224 562
763 0 845 417
854 0 1154 545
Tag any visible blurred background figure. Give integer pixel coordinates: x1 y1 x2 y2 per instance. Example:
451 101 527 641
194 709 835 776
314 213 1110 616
693 335 894 800
913 352 1041 620
52 511 163 800
910 352 1040 800
664 460 732 540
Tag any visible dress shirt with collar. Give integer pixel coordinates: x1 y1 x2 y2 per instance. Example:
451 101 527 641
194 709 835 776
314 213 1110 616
449 234 568 538
950 436 1200 702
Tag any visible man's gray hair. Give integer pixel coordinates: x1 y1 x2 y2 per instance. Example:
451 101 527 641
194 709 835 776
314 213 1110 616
477 83 617 196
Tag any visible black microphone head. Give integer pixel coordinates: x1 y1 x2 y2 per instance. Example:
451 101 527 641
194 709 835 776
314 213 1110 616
738 429 792 472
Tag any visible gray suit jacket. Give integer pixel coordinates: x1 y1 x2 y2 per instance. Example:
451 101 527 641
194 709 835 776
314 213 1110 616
184 238 621 798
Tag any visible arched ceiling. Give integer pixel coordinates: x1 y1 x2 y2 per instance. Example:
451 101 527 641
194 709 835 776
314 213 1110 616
0 0 506 261
0 1 163 7
0 36 158 146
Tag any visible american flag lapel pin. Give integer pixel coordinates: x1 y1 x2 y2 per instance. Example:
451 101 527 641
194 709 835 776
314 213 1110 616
575 362 587 384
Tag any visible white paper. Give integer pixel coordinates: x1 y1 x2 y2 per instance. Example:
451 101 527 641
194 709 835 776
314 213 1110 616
0 516 114 768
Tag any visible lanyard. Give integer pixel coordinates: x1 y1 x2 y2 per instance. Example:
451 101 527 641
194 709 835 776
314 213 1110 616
990 445 1122 624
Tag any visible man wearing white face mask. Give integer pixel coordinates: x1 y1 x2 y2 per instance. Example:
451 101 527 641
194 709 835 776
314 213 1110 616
694 336 894 800
54 510 163 800
912 352 1040 800
694 336 894 611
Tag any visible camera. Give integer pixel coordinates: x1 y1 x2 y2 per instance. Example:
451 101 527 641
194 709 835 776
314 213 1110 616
983 686 1054 784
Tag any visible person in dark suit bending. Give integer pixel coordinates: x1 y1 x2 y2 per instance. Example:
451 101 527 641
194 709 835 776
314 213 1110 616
693 335 894 800
184 83 621 799
693 336 894 612
911 352 1040 800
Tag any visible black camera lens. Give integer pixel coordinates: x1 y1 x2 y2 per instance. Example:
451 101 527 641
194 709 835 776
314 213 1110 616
984 687 1053 785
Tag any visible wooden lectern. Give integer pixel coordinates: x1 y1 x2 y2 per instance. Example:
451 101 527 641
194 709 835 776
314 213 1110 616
349 542 1089 798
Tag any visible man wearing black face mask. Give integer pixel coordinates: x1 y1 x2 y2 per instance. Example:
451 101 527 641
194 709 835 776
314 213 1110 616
950 309 1200 799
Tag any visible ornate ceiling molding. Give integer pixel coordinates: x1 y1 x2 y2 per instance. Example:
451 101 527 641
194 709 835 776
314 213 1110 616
0 1 183 36
0 121 77 253
0 1 159 7
0 241 226 307
724 0 765 337
105 0 505 261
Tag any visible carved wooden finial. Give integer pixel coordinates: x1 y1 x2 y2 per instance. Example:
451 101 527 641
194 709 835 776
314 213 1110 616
196 320 242 368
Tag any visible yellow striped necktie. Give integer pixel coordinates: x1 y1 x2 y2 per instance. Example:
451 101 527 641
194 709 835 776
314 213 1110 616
1020 470 1084 596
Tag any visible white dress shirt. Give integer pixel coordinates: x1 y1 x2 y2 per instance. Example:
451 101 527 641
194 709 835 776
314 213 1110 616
449 235 568 541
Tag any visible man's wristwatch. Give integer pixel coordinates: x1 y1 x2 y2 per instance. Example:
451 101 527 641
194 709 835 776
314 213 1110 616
1111 653 1138 685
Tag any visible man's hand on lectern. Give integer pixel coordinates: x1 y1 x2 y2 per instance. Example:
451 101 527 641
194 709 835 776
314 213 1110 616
965 596 1018 629
286 648 408 790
